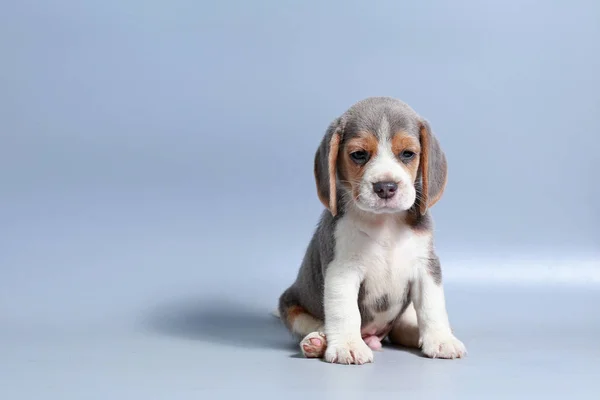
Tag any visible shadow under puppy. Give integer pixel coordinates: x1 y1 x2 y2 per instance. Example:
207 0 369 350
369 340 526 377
276 97 466 365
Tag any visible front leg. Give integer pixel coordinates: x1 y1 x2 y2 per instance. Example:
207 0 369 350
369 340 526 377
322 261 374 365
411 255 467 359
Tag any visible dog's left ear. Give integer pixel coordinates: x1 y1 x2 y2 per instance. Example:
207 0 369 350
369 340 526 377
417 119 448 215
314 118 344 216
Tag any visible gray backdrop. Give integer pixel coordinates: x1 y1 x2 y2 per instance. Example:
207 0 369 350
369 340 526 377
1 1 599 398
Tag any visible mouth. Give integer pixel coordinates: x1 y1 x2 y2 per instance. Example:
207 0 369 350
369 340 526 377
354 197 408 214
372 204 406 214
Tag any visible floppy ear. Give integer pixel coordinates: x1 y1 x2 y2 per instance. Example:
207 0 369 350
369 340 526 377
314 119 344 216
417 119 448 215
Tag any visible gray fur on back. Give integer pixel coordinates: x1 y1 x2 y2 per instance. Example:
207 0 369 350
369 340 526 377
280 209 339 322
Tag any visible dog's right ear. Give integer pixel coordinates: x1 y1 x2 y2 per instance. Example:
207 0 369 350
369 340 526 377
314 118 344 216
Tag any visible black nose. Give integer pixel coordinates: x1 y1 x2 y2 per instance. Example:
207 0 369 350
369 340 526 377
372 181 398 199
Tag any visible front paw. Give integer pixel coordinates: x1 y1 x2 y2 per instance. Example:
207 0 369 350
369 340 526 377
324 338 374 365
419 332 467 359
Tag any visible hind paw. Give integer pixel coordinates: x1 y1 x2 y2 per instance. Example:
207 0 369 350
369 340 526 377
300 332 327 358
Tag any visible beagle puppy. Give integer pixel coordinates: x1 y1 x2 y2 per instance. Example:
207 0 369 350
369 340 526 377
276 97 466 365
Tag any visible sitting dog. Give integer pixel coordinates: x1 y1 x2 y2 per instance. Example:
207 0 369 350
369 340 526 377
276 96 466 365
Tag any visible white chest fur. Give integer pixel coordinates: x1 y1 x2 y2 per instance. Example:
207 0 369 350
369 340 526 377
333 210 431 331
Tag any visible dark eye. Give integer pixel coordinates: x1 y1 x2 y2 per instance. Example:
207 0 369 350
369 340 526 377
400 150 416 161
350 150 370 164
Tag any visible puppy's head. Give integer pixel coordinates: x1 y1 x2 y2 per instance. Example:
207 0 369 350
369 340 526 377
314 97 447 216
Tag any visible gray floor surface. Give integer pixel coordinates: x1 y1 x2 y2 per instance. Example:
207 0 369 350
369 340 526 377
2 280 599 399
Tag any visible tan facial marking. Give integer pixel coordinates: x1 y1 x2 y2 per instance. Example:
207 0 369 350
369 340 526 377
391 131 421 181
339 132 379 199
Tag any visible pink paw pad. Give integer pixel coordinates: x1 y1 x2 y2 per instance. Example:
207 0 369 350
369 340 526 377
300 332 327 358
